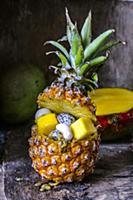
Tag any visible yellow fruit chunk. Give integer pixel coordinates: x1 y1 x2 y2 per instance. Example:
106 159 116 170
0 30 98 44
36 113 58 135
89 88 133 116
71 118 97 140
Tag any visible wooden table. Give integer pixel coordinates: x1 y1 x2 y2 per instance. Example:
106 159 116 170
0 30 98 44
0 123 133 200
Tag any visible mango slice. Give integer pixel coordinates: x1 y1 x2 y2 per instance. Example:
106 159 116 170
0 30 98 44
71 118 97 140
89 88 133 116
36 113 58 135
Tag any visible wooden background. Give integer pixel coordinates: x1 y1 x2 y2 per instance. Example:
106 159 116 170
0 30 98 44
0 0 133 88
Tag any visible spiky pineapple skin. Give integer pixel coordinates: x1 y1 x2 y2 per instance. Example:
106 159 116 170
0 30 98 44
37 85 96 121
29 125 100 183
28 84 99 183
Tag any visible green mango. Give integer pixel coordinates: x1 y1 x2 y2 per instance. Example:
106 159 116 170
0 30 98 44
0 64 46 124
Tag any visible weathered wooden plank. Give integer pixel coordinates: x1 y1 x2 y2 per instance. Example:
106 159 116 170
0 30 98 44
3 146 133 200
2 123 133 200
0 165 6 200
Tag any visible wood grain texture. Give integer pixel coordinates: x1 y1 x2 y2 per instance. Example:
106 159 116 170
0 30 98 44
0 0 133 88
0 165 6 200
2 122 133 200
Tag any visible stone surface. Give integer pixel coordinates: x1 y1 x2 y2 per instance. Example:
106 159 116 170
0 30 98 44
1 122 133 200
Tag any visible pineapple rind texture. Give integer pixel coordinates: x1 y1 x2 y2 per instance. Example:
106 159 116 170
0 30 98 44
37 86 96 122
29 125 100 183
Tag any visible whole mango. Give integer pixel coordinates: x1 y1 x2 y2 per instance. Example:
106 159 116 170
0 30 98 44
0 64 46 124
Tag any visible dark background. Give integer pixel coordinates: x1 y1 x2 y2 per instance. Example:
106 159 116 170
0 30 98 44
0 0 133 88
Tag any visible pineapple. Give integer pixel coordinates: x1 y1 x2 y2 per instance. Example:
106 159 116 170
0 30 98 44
29 9 121 190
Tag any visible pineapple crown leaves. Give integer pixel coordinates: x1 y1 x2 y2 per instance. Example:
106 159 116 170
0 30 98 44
44 8 125 90
81 10 92 49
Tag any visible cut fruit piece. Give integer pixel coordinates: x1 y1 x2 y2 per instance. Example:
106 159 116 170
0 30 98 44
97 109 133 141
57 113 76 126
95 100 133 116
90 88 133 97
71 117 97 140
56 123 73 141
35 108 51 120
89 88 133 116
36 113 58 135
89 88 133 141
38 97 96 121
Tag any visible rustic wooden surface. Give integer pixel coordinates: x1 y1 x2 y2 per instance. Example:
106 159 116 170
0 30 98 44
0 164 5 200
0 123 133 200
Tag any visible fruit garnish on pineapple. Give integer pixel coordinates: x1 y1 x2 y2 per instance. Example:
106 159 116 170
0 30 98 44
71 117 97 140
36 113 58 135
29 8 122 191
